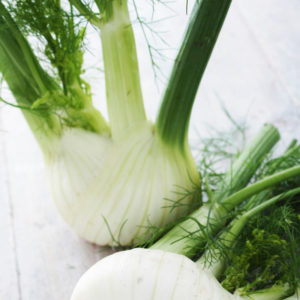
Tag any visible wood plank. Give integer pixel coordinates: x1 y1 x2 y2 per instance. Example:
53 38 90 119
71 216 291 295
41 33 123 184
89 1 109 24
189 1 300 145
0 109 19 300
236 0 300 109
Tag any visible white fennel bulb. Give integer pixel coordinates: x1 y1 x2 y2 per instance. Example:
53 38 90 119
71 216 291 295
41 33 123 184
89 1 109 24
45 122 200 245
71 248 241 300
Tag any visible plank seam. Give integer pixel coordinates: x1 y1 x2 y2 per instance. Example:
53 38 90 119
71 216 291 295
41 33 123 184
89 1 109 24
0 121 23 300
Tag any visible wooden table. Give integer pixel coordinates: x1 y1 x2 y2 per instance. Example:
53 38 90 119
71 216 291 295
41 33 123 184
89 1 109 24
1 1 299 299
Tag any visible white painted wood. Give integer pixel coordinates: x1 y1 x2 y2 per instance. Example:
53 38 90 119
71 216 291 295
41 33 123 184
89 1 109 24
236 0 300 108
0 112 19 300
190 0 300 145
0 1 299 299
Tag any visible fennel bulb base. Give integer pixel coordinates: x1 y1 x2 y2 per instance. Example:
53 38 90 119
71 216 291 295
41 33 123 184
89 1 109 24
45 123 200 246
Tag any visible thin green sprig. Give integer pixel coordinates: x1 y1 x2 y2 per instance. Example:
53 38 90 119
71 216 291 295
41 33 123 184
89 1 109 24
68 0 100 26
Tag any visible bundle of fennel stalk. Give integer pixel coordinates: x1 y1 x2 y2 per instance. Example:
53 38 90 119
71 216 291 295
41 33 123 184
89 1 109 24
1 0 300 299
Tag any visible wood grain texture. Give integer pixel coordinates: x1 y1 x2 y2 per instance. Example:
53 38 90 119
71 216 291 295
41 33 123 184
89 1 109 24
0 116 20 300
191 0 300 144
237 0 300 107
0 1 299 299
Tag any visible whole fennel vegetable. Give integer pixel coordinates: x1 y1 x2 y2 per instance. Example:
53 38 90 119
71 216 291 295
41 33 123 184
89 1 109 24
0 0 234 245
71 138 300 300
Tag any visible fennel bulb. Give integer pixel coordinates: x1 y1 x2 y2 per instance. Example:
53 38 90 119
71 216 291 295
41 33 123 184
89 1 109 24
46 122 199 245
70 248 241 300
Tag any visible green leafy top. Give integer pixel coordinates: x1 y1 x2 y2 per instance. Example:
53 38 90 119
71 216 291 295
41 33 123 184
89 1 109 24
0 0 108 135
215 143 300 296
221 202 300 296
8 0 86 96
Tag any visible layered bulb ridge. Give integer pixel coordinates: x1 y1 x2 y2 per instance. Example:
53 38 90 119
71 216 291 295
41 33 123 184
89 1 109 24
45 122 200 246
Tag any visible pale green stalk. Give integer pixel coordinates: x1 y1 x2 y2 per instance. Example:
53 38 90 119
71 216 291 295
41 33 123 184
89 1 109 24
99 0 146 140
